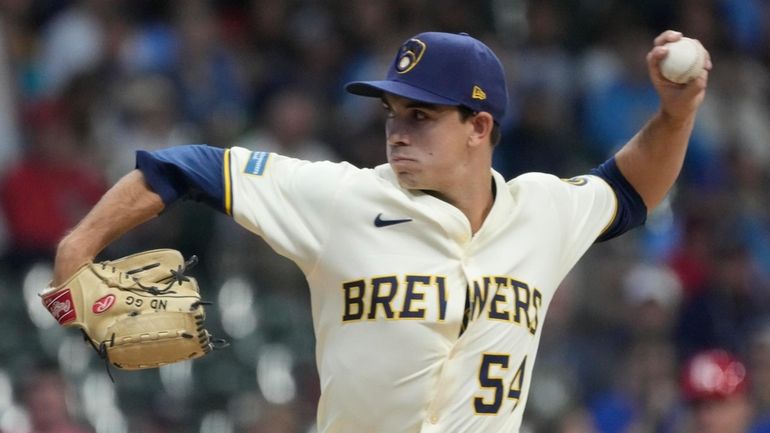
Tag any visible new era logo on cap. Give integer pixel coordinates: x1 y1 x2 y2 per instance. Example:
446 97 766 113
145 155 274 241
472 85 486 100
345 32 508 123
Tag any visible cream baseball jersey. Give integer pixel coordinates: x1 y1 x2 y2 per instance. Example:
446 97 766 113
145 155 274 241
136 145 644 433
233 147 614 432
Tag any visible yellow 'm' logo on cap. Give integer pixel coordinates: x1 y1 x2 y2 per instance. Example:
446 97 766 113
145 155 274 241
472 85 487 100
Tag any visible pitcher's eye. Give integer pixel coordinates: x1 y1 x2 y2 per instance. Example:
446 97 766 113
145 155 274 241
412 110 428 121
381 104 395 118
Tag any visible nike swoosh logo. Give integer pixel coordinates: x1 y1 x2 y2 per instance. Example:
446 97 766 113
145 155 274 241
374 213 413 228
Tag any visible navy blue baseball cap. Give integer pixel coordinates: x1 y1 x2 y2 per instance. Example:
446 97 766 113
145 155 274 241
345 32 508 123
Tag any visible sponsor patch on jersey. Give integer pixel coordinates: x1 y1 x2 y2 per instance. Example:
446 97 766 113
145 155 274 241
43 288 76 325
92 294 116 314
562 176 588 186
244 151 270 176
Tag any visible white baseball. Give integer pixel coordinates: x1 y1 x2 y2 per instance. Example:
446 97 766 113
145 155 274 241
659 37 705 84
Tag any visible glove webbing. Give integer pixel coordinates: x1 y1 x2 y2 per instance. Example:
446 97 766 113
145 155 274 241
102 255 200 296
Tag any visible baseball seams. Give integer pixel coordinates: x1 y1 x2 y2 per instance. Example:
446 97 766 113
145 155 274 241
662 38 705 84
677 38 703 83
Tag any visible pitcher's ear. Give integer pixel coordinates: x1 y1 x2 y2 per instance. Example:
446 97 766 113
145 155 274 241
468 111 495 147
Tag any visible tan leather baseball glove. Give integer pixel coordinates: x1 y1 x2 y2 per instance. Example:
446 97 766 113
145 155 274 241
40 249 226 370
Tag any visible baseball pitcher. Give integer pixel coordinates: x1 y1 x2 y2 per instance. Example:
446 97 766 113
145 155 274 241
47 30 710 433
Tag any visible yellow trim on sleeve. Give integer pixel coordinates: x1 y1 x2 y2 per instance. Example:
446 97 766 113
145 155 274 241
597 176 618 237
223 148 233 216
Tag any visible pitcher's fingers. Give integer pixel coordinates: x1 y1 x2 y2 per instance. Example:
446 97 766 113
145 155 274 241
647 45 669 79
654 30 683 47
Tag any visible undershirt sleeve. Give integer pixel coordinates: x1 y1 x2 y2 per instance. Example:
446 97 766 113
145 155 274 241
589 157 647 242
135 145 227 213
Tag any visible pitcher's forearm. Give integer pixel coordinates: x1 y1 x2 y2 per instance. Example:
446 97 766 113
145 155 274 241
615 110 695 210
53 170 165 285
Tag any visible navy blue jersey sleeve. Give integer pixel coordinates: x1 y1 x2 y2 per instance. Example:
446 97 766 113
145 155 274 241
135 145 229 213
590 157 647 242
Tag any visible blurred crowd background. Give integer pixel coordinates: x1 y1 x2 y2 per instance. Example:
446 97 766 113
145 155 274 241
0 0 769 432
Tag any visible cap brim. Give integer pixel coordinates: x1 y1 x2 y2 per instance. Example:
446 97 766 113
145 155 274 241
345 80 459 106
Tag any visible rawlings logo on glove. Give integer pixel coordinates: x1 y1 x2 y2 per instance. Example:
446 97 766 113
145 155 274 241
92 294 116 314
44 289 76 324
41 249 227 371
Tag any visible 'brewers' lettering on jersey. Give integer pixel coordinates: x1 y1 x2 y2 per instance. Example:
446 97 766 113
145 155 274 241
340 274 543 335
342 274 448 322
